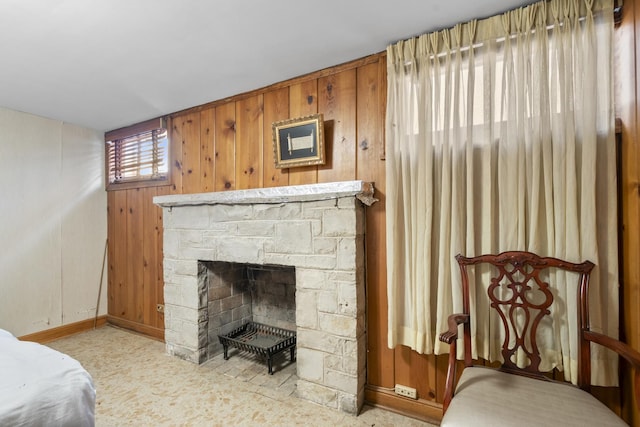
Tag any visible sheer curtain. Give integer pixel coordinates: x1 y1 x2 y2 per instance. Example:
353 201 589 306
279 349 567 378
386 0 618 385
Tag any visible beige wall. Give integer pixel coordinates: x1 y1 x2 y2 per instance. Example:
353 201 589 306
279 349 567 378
0 107 107 336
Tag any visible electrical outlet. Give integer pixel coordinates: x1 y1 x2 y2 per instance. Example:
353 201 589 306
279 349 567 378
395 384 417 399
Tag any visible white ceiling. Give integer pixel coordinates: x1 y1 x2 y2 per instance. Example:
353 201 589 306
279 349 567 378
0 0 536 132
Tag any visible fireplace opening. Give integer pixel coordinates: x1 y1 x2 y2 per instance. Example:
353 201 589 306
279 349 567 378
201 261 297 372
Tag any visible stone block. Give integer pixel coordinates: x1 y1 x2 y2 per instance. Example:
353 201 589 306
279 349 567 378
325 369 358 394
264 253 336 270
181 283 205 310
338 392 360 415
336 238 357 270
322 209 356 237
327 270 356 282
311 219 322 236
295 269 326 290
167 272 198 288
202 223 238 241
216 238 264 264
297 348 324 382
163 230 181 258
236 220 275 236
337 282 358 316
312 237 337 255
337 197 356 209
164 329 180 347
208 285 231 301
198 308 208 323
318 313 357 338
167 344 207 364
210 204 254 221
164 284 180 306
297 328 343 354
296 290 318 329
275 221 312 254
220 294 243 312
163 258 198 276
317 290 338 314
169 206 211 229
171 305 200 324
180 230 204 247
325 354 342 371
171 322 201 348
208 300 221 315
179 247 217 263
354 206 366 236
231 304 251 321
253 203 301 220
342 354 359 376
296 380 338 409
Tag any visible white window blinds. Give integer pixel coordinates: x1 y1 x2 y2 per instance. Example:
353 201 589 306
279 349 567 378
105 118 168 188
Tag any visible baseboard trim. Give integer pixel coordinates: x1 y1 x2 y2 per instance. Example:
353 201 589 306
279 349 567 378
106 315 164 342
18 316 108 343
365 385 443 425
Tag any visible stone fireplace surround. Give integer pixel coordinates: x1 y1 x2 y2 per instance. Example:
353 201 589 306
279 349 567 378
154 181 376 415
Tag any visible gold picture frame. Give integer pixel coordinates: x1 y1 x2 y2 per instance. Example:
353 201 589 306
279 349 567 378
272 114 324 168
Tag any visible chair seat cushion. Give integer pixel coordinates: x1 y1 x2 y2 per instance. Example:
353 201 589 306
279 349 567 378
440 367 626 427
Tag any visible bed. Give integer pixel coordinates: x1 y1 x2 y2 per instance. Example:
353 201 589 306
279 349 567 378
0 328 95 426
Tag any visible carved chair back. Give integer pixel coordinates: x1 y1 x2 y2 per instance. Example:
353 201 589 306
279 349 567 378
456 251 594 382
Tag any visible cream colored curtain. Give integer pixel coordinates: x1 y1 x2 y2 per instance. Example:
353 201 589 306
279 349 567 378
386 0 618 385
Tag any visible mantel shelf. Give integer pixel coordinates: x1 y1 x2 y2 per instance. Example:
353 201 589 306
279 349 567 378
153 180 377 207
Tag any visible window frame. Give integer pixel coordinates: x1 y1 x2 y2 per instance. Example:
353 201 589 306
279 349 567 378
104 117 170 191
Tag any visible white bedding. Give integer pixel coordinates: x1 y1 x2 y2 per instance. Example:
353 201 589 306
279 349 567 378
0 328 95 427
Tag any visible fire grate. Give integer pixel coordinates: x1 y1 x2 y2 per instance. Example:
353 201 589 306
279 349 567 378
218 322 296 375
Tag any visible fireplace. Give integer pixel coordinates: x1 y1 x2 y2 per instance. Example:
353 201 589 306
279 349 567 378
154 181 376 414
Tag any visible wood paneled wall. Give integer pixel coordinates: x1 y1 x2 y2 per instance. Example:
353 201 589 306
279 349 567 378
107 12 640 419
107 54 442 421
618 0 640 424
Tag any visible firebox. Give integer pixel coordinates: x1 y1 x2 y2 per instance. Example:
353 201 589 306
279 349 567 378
200 261 296 374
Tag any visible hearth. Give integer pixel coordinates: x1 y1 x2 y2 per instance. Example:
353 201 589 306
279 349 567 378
154 181 376 415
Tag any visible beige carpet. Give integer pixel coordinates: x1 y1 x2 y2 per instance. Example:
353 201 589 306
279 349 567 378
48 326 436 427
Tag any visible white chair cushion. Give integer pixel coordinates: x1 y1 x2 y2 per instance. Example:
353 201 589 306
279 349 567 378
441 366 626 427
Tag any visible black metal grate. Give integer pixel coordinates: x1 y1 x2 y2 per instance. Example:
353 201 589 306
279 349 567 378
218 322 296 374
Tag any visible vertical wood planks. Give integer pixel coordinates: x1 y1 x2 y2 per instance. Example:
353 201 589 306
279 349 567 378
214 102 237 191
141 186 156 327
618 0 640 423
178 112 201 194
111 190 128 318
169 116 183 194
263 88 289 187
155 185 170 333
141 186 164 329
236 95 264 190
289 80 318 185
106 191 117 316
200 109 215 193
318 69 357 183
356 60 395 388
126 188 144 323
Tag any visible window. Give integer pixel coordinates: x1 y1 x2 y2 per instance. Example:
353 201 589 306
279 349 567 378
105 117 168 189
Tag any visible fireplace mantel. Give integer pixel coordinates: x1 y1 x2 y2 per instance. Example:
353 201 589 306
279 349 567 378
154 180 377 208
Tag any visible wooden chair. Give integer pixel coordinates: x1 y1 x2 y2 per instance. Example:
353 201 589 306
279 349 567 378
439 251 640 426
